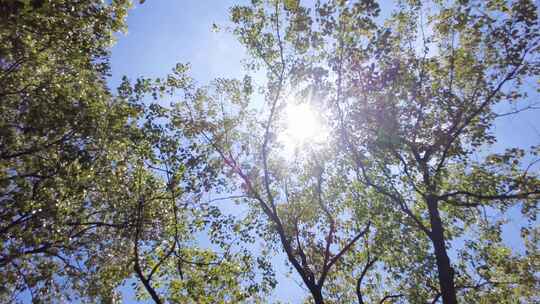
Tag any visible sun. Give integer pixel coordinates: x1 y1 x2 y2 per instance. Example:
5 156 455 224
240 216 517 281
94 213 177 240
286 103 319 141
279 102 327 152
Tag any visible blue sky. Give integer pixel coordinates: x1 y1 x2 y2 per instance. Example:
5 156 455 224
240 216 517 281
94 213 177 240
108 1 539 303
110 0 247 88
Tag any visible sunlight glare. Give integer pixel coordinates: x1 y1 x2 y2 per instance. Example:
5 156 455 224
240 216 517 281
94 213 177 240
279 102 327 152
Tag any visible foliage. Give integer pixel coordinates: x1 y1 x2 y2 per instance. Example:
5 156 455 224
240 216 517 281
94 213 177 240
117 70 276 304
1 0 539 303
0 0 134 301
221 0 540 303
0 1 272 303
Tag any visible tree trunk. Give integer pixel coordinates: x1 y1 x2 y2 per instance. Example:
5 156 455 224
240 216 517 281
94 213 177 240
309 285 325 304
427 196 458 304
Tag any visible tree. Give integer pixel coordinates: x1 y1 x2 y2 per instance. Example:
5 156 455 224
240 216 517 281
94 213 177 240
0 0 135 301
183 0 538 302
1 1 273 302
169 1 405 303
218 0 539 303
337 1 540 302
3 0 539 303
115 69 277 304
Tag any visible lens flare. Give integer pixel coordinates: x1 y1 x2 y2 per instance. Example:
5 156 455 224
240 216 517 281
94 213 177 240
279 102 327 154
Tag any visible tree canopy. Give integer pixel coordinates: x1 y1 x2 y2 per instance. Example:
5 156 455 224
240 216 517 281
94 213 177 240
1 0 539 303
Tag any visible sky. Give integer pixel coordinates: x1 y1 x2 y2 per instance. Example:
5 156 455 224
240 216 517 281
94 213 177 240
107 0 540 303
109 0 247 88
